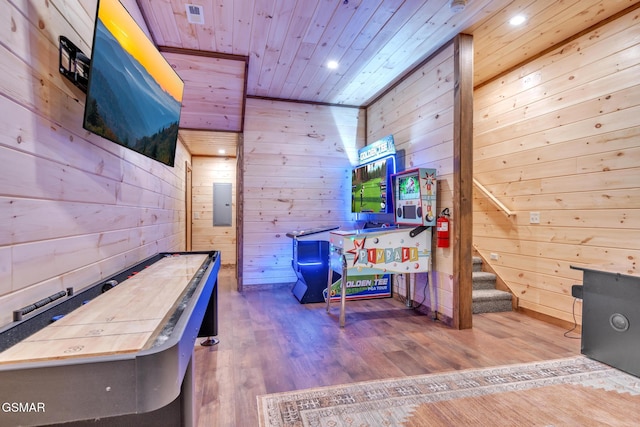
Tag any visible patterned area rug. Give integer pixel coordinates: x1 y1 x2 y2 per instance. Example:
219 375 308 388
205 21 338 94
257 356 640 426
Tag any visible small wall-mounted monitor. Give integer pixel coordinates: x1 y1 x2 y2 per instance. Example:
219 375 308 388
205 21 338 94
351 155 396 214
392 168 437 226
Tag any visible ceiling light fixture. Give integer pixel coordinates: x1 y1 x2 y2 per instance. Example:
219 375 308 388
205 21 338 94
327 60 339 70
450 0 466 13
509 15 526 26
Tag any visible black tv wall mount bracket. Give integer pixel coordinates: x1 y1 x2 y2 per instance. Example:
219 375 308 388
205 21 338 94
59 36 90 94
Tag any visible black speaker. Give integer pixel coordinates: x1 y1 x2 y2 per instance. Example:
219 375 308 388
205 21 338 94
577 267 640 378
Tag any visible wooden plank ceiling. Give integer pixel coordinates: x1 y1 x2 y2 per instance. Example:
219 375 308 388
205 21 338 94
135 0 639 154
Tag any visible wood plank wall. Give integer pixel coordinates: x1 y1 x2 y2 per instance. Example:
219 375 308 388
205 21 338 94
191 155 237 265
366 43 458 323
0 0 189 326
473 8 640 325
241 98 365 285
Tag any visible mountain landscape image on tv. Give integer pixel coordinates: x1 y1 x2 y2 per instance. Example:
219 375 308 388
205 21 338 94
84 0 184 167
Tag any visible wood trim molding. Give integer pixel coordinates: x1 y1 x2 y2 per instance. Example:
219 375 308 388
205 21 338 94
158 46 249 63
185 161 192 252
246 94 363 110
236 133 244 292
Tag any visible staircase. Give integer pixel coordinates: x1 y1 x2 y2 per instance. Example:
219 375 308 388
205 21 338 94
472 256 513 314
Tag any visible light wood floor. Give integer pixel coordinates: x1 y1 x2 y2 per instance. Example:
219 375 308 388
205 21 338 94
194 267 582 426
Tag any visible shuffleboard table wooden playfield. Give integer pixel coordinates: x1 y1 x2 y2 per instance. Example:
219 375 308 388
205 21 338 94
0 250 220 427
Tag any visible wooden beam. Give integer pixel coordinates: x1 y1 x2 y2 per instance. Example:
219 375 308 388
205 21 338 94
453 34 474 330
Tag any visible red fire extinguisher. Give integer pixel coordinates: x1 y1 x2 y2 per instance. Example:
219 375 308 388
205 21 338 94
436 208 450 248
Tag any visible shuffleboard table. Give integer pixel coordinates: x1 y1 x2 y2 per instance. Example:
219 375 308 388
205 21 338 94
0 250 220 427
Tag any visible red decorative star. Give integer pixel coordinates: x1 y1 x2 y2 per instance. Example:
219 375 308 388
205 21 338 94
347 238 366 266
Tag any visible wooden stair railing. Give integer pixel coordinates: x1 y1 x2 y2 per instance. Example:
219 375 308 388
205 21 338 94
473 178 515 218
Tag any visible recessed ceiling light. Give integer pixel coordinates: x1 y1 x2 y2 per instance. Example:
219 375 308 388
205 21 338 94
327 60 339 70
509 15 526 26
218 149 226 155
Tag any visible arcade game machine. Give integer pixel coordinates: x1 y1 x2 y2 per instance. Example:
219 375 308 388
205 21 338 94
287 226 340 303
327 167 437 327
324 136 398 303
392 167 438 229
351 135 396 217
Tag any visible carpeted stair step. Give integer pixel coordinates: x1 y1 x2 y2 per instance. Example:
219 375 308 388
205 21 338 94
472 289 513 314
472 255 512 314
472 271 497 290
472 256 483 272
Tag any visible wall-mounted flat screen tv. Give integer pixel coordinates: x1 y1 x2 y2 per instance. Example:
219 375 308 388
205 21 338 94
83 0 184 167
351 155 396 214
